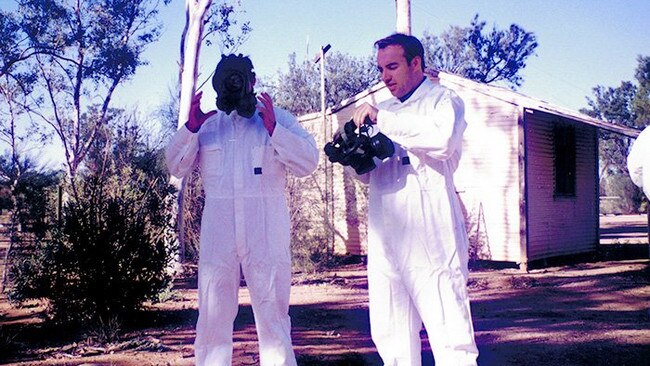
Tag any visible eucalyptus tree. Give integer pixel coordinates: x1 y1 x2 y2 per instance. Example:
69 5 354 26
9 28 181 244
0 0 171 199
582 56 650 213
422 14 538 89
270 51 380 116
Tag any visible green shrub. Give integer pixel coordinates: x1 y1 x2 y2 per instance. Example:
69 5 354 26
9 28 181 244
10 187 174 324
7 109 177 326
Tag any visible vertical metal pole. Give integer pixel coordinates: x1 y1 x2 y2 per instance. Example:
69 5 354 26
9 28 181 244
316 44 333 254
320 48 327 254
320 47 332 254
320 47 326 144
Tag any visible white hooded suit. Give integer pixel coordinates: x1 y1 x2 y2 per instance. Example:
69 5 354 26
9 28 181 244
627 126 650 197
166 107 318 366
355 78 478 366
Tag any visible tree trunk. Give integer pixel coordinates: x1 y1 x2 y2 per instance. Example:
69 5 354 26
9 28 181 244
179 0 213 128
395 0 411 35
174 0 213 263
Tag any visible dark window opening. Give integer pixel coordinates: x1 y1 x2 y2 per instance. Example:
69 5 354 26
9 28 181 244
553 124 576 197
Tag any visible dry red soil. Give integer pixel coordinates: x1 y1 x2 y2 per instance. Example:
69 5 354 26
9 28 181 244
1 215 648 366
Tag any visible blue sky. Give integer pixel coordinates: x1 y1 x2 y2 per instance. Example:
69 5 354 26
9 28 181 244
2 0 648 167
114 0 650 116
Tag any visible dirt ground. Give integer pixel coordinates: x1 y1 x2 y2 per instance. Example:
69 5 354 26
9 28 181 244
1 215 649 366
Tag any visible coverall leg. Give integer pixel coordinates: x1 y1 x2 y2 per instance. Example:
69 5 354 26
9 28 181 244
368 256 423 366
407 268 478 366
241 259 296 366
194 261 241 366
194 200 241 366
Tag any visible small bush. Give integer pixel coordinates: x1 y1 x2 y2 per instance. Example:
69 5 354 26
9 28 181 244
10 189 174 324
7 111 176 326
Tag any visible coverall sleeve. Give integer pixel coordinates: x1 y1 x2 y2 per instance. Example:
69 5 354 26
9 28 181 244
165 125 200 178
270 108 320 177
627 127 650 197
375 90 466 161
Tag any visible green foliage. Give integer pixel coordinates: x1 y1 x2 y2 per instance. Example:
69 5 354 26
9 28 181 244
582 56 650 213
599 172 643 214
263 53 320 116
422 14 538 89
268 52 379 116
0 11 22 77
84 315 122 344
10 180 174 324
11 169 62 238
422 26 474 76
203 1 252 52
632 56 650 126
8 108 176 325
585 82 637 181
1 0 169 184
15 0 161 82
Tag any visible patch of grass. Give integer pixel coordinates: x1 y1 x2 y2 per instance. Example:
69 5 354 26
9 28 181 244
467 277 490 290
297 352 367 365
84 315 122 344
508 276 540 289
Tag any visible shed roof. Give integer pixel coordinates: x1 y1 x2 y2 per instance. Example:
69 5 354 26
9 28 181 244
300 71 642 138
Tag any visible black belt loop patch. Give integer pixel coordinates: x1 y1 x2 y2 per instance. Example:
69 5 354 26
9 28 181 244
401 156 410 165
254 167 263 175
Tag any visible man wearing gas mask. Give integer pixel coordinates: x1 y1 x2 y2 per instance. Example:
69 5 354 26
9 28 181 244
350 34 479 365
166 54 319 366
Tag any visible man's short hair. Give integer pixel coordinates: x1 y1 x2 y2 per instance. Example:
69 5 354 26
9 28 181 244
374 33 426 71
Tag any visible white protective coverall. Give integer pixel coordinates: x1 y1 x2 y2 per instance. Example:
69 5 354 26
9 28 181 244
355 78 478 366
627 126 650 197
166 107 318 366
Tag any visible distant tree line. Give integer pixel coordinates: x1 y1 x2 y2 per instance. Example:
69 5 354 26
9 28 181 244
582 56 650 214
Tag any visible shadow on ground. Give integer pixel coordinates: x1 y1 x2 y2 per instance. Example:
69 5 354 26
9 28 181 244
1 243 648 365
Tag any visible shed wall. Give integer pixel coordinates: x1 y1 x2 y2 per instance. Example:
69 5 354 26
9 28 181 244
524 110 599 261
449 82 522 262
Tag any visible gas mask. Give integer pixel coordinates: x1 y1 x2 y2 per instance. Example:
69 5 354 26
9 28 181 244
212 54 257 118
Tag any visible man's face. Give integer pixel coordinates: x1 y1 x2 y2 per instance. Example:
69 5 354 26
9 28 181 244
376 44 423 99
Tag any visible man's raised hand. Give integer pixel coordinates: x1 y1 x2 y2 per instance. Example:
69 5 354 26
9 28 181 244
186 91 218 133
257 92 277 136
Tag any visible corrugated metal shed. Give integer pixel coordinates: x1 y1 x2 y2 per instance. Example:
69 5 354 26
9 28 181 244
298 71 642 268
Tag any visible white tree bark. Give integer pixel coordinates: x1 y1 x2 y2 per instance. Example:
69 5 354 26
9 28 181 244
179 0 213 128
395 0 411 35
174 0 213 263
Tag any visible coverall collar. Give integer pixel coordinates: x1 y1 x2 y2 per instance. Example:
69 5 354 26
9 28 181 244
388 77 433 107
398 76 427 103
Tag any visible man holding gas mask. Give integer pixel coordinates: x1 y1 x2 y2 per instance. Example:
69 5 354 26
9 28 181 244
348 34 479 365
166 54 318 366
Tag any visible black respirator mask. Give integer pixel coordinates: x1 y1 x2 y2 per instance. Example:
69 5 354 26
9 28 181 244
212 54 257 118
